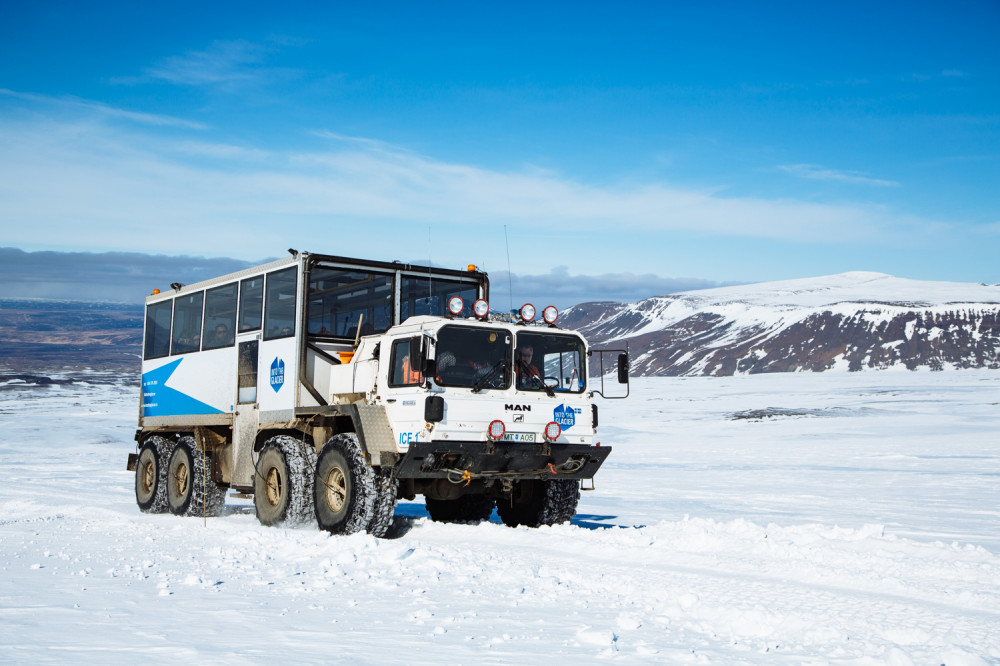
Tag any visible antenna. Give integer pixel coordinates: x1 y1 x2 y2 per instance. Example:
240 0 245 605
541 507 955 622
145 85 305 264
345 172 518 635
428 225 433 316
504 224 513 314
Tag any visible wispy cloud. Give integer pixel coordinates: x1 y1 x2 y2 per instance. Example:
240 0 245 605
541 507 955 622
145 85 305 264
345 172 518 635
124 39 302 89
776 163 901 188
146 40 264 86
0 88 207 129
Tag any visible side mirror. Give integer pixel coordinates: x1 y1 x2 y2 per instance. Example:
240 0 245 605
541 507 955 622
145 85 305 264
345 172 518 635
617 353 629 384
422 357 437 377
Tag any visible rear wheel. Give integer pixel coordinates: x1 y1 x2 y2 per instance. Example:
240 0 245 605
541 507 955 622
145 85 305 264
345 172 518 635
426 495 496 523
497 479 580 528
135 436 172 513
254 436 317 527
314 433 375 535
166 437 227 517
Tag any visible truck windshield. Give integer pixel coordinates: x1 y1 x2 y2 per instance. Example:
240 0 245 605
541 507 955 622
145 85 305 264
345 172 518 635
434 326 511 389
515 332 586 393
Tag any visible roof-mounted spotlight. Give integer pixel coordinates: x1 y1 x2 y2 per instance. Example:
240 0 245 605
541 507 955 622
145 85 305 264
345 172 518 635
447 296 465 317
542 305 559 326
288 248 299 257
519 303 536 323
473 299 490 319
170 282 184 291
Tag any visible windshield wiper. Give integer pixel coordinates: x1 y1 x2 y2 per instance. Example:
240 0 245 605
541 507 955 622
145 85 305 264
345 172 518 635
471 359 509 393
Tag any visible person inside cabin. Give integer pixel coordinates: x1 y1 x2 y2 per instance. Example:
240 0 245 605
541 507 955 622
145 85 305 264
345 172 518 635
515 345 541 389
397 347 423 385
213 324 232 347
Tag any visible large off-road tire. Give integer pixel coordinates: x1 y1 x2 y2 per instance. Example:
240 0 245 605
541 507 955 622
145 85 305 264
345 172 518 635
166 437 227 517
425 495 496 523
254 436 317 527
366 467 399 538
497 479 580 528
314 433 375 535
135 436 172 513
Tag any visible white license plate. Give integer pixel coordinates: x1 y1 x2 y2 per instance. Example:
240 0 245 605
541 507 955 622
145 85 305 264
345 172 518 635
502 432 536 443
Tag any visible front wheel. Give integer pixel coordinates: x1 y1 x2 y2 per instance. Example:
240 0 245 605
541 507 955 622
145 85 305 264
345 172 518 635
497 479 580 528
314 433 375 535
366 467 399 538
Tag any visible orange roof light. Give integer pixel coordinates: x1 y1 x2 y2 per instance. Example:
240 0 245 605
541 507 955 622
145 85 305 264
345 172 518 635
467 264 477 272
152 289 160 295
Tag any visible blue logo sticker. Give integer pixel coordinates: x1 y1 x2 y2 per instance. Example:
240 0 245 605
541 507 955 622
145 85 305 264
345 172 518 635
270 357 285 393
553 404 581 431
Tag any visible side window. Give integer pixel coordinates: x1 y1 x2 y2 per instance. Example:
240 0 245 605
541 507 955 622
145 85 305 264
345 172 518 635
263 267 297 340
202 283 237 350
171 292 205 355
389 338 423 387
307 267 392 338
239 276 264 333
143 300 172 360
238 340 258 404
400 276 478 321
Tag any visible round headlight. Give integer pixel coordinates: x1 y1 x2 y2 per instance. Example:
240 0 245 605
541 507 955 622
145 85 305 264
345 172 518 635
488 419 505 441
544 421 561 442
447 296 464 316
519 303 536 322
542 305 559 325
473 299 490 318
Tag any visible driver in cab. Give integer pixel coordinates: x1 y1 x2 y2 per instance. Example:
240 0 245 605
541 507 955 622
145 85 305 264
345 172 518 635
515 345 541 389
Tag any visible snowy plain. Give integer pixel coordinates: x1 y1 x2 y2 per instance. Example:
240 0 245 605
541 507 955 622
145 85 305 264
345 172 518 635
1 370 998 664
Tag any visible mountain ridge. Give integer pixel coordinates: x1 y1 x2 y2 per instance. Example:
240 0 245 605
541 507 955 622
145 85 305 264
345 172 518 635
561 272 1000 376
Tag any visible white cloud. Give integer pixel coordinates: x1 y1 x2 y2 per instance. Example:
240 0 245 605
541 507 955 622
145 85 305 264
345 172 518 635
776 163 900 188
0 93 953 275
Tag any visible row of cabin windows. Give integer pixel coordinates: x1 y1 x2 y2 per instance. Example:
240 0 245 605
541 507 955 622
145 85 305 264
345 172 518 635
144 265 482 360
143 267 296 360
306 268 480 339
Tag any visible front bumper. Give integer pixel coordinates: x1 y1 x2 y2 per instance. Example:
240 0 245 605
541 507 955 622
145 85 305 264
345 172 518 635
395 440 612 481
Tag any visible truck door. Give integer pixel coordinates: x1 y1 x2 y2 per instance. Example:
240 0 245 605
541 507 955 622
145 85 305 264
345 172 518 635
384 336 428 452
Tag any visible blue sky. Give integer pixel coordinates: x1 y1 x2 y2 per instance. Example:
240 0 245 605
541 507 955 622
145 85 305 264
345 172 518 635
1 1 998 304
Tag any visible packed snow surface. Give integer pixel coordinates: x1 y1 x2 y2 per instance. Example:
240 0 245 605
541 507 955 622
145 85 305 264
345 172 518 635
2 371 999 664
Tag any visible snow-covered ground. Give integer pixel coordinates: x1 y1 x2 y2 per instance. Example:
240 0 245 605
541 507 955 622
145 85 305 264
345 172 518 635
1 370 998 664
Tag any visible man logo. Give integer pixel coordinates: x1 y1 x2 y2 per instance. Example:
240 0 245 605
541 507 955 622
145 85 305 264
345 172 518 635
505 404 530 412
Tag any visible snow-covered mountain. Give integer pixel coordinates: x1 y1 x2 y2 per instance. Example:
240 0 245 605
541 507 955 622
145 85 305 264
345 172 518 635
561 272 1000 376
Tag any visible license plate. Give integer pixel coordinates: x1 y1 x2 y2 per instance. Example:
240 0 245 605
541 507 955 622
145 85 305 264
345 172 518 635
502 432 536 443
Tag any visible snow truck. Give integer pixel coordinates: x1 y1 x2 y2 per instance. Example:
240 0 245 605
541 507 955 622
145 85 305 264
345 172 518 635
129 251 628 536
